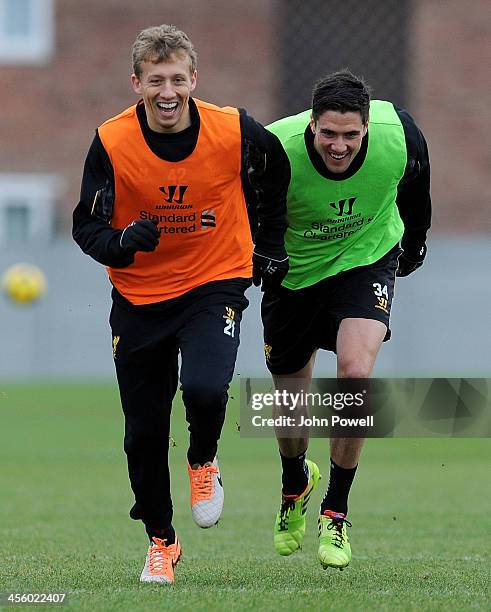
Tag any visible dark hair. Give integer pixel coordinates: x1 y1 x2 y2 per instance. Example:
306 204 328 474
312 69 371 123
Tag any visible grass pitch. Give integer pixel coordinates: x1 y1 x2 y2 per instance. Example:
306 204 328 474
1 382 489 611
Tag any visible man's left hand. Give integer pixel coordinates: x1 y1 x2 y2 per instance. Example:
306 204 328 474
397 243 427 277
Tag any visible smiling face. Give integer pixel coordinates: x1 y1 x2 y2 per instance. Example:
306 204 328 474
131 52 197 133
310 110 368 174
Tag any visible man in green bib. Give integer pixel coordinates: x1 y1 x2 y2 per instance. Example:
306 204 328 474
263 70 431 569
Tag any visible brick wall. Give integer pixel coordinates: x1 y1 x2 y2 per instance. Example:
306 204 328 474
1 0 278 230
410 0 491 233
2 0 490 234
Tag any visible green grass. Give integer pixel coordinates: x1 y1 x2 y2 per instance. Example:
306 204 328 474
1 382 490 611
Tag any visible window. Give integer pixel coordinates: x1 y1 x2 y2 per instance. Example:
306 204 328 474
0 0 54 64
0 174 59 245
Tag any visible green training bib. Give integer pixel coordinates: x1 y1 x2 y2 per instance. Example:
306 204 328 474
267 100 406 289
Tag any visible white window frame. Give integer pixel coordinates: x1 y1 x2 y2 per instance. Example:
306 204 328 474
0 173 60 245
0 0 54 64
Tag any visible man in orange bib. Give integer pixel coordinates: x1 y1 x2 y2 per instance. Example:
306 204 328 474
73 24 289 585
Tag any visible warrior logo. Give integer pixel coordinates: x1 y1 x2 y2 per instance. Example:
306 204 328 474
329 197 357 217
159 185 188 204
223 307 236 337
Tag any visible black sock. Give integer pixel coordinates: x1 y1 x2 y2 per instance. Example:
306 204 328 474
280 450 308 496
320 459 358 516
146 524 176 545
187 448 215 467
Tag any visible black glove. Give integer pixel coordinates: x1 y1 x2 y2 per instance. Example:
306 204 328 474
120 219 160 254
252 251 289 290
397 242 427 277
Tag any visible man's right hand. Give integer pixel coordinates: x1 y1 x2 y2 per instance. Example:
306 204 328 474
120 219 160 254
252 250 289 291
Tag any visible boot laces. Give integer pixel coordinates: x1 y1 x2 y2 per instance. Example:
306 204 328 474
149 537 177 574
326 516 352 548
190 463 217 501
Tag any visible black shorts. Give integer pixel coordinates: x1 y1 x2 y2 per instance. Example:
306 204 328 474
261 246 401 375
110 278 251 377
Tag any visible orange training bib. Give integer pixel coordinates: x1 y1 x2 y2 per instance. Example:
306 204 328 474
98 99 253 304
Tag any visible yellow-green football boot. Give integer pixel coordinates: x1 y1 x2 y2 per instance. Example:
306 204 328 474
318 510 352 570
273 460 321 556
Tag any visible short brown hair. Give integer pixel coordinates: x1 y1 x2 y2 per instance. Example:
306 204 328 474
132 24 197 78
312 69 371 124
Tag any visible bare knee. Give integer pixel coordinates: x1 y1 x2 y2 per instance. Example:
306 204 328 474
337 360 372 379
